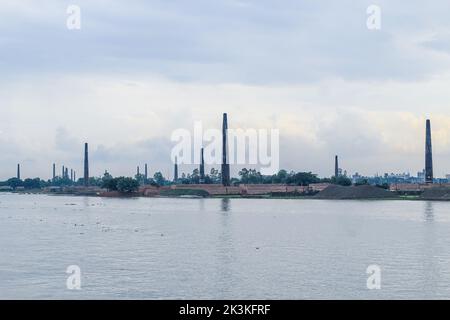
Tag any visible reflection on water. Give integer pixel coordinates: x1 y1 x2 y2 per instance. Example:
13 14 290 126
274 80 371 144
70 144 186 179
421 201 438 296
82 196 90 208
217 198 233 295
221 198 231 212
2 194 450 299
198 198 205 212
424 201 434 222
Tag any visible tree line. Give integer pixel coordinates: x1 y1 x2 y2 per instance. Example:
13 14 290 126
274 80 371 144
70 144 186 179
0 167 353 192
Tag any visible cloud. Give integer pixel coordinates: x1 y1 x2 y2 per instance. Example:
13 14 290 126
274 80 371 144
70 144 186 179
2 2 450 179
2 1 450 84
55 127 79 152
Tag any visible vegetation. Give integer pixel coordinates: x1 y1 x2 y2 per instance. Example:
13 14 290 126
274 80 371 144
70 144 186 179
354 178 369 186
159 188 209 197
100 173 139 193
331 175 352 186
0 165 363 192
6 178 23 190
116 177 140 193
236 169 322 186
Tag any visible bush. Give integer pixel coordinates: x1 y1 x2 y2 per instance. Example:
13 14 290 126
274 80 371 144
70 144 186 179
331 176 352 186
116 177 139 193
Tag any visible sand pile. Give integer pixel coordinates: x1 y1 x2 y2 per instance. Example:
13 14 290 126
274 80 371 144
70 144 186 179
420 187 450 200
315 184 396 200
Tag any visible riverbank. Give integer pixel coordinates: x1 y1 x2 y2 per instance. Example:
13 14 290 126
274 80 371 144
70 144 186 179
5 184 450 201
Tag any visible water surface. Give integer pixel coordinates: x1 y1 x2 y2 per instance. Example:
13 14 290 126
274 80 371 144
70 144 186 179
1 193 450 299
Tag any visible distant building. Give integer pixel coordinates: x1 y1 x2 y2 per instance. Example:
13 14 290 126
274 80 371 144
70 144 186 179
418 169 426 182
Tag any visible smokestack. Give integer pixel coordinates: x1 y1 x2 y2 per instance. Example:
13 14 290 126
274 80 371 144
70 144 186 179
52 163 56 181
200 147 205 183
17 164 20 180
425 119 433 184
84 143 89 186
70 169 73 181
145 163 148 181
221 113 230 186
137 166 140 176
335 155 339 178
174 156 178 182
65 168 68 180
62 165 65 179
74 171 76 182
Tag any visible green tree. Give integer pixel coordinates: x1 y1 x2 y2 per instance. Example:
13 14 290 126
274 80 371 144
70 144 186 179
273 169 288 183
51 176 73 187
89 177 103 187
135 173 145 185
354 178 369 186
116 177 140 193
286 172 320 186
101 172 118 191
331 176 352 186
238 168 249 183
23 178 42 189
153 172 166 186
7 177 23 190
209 168 221 184
190 168 200 184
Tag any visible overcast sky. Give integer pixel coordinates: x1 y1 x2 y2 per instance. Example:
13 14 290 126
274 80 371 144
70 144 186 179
2 0 450 180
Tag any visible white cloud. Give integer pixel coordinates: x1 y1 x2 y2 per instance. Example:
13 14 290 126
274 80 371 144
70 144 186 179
2 1 450 179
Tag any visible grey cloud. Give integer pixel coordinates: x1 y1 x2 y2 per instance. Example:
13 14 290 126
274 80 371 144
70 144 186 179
2 0 450 84
54 127 79 152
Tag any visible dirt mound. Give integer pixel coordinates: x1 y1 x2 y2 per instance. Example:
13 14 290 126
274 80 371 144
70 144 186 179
420 187 450 200
315 184 396 200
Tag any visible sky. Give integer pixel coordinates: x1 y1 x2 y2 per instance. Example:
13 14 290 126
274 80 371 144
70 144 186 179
2 0 450 180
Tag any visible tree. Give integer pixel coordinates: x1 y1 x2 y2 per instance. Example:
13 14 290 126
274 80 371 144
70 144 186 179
116 177 139 193
272 169 288 184
332 176 352 186
23 178 41 189
153 172 166 186
135 173 145 185
286 172 320 186
89 177 103 187
7 178 23 190
190 168 200 184
101 172 118 191
51 176 73 187
209 168 221 184
239 168 249 183
354 178 369 186
247 169 263 184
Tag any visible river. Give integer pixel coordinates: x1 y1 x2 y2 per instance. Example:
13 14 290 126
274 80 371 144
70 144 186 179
1 193 449 299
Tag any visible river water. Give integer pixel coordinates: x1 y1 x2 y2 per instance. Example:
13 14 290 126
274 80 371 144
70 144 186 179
1 193 450 299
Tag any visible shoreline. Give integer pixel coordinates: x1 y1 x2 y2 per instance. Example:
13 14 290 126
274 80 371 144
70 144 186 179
3 190 450 202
